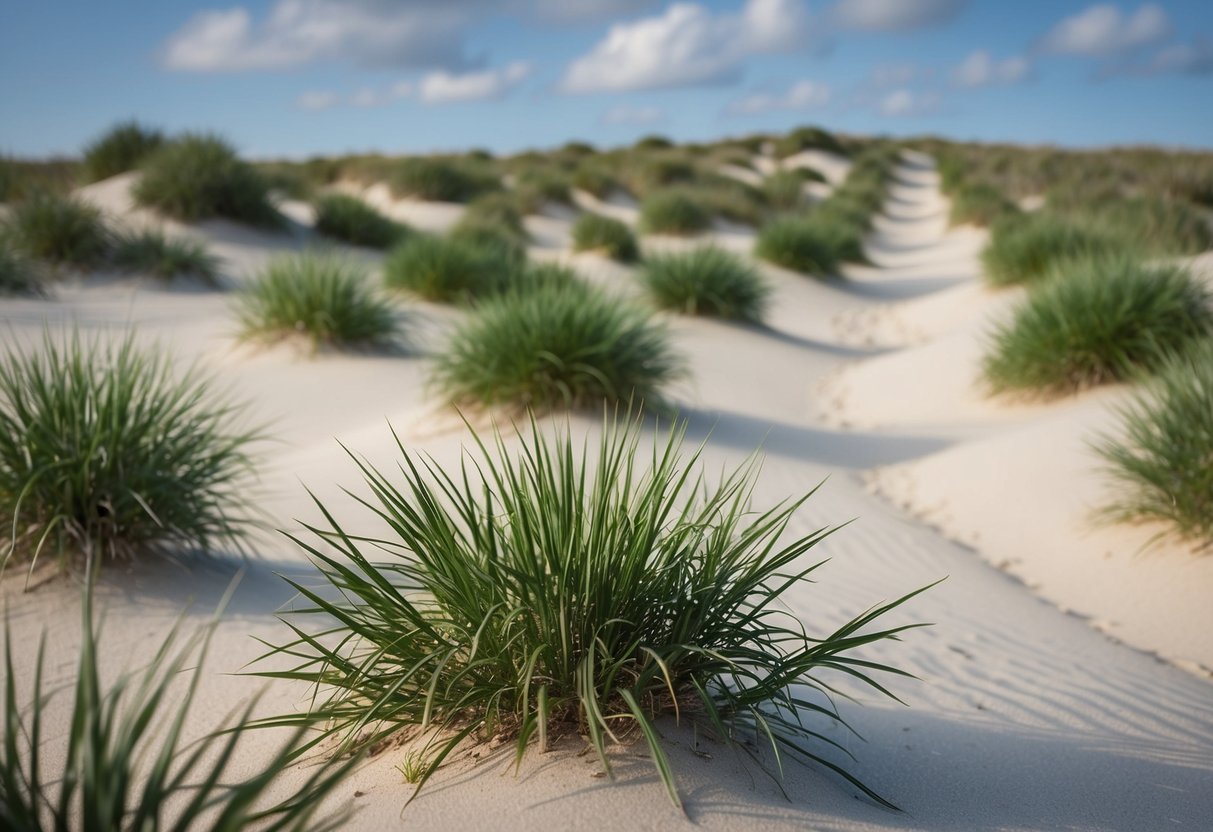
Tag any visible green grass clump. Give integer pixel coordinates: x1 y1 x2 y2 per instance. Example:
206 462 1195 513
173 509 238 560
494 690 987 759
981 212 1124 287
384 234 512 303
1087 196 1213 255
433 283 680 410
1096 341 1213 548
238 253 399 349
763 171 812 211
0 247 46 296
754 215 862 276
257 414 931 810
571 213 640 262
313 193 409 249
776 126 847 158
641 247 770 322
111 229 220 285
3 191 111 268
451 192 530 258
0 331 258 567
82 120 164 182
639 189 712 235
984 257 1213 396
133 134 282 226
571 161 619 198
2 583 356 830
949 182 1020 227
514 169 574 211
390 158 501 202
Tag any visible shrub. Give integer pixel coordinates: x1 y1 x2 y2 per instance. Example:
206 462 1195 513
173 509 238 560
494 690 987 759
433 282 680 410
1 584 356 830
754 215 860 276
571 162 619 198
639 189 712 235
133 134 281 227
383 234 512 303
313 193 409 249
81 120 164 182
1096 340 1213 548
776 126 847 159
949 182 1020 227
390 157 501 202
984 257 1213 395
454 192 529 244
0 247 45 296
634 134 674 150
641 247 770 322
4 191 110 267
763 171 810 211
0 331 257 567
111 229 220 285
981 212 1125 287
238 252 399 349
623 154 697 197
571 213 640 262
515 169 574 210
257 415 930 809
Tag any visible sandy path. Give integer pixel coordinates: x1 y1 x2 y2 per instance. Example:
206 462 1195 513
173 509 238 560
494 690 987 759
2 154 1211 830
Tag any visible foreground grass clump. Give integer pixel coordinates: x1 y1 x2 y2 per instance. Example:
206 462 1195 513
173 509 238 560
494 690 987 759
1096 341 1213 548
754 215 854 276
949 182 1020 227
4 191 110 267
1 584 356 830
639 189 712 235
258 415 930 809
133 134 281 226
641 247 770 322
0 332 257 567
239 253 398 349
111 229 220 285
981 212 1123 286
0 247 46 296
434 283 680 410
571 213 640 262
390 157 501 202
82 120 164 182
313 193 409 249
984 257 1213 396
384 234 512 303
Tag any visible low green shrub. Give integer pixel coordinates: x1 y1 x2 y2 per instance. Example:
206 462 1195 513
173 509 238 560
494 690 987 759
82 121 164 182
571 162 619 198
1096 340 1213 548
0 331 258 567
432 282 680 409
641 247 770 322
639 189 712 235
3 191 110 267
754 215 860 276
762 171 811 211
257 414 931 809
313 193 409 249
111 229 220 285
984 257 1213 395
776 125 847 158
238 252 399 349
514 169 574 211
981 212 1125 287
133 134 281 227
571 213 640 262
383 234 512 303
390 157 501 202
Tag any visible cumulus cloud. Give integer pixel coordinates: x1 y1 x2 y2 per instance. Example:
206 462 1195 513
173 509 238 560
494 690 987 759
1039 3 1171 57
832 0 966 32
878 88 942 117
295 89 340 111
600 104 665 125
952 50 1031 87
726 80 832 115
560 0 814 93
161 1 474 71
418 62 533 104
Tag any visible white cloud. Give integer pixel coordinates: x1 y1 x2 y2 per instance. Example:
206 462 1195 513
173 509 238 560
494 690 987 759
879 88 941 117
560 0 814 93
726 80 832 115
349 88 384 108
952 50 1031 87
1147 37 1213 75
296 89 340 111
832 0 965 32
524 0 659 22
600 104 665 125
868 62 930 88
161 1 473 72
418 62 533 104
1039 3 1171 57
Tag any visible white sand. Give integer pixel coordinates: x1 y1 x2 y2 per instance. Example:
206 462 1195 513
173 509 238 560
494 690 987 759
3 155 1212 830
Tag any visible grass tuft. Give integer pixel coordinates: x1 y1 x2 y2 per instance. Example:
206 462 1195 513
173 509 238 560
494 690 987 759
254 414 931 810
82 120 164 183
3 191 111 268
984 256 1213 396
754 215 853 276
383 234 514 303
981 212 1124 287
313 193 409 249
390 158 501 202
433 283 680 410
238 252 399 349
571 213 640 262
948 182 1020 227
0 331 258 568
0 246 46 296
639 189 712 235
1095 340 1213 549
641 247 770 322
111 228 221 285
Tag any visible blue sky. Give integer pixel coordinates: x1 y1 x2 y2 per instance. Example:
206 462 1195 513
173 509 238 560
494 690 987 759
1 0 1211 159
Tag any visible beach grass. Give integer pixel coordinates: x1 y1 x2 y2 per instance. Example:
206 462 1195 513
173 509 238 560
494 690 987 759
949 182 1020 227
82 120 164 183
390 157 501 202
639 189 712 235
0 246 45 296
384 234 514 303
3 191 111 268
641 246 770 322
111 228 221 285
981 212 1124 287
313 193 409 249
571 213 640 262
754 214 852 276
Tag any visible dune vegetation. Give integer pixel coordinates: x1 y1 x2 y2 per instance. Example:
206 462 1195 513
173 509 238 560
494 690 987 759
3 191 111 268
639 188 713 235
257 415 930 809
312 193 409 249
383 234 514 303
111 228 221 285
0 246 45 296
390 157 501 202
81 120 164 183
571 212 640 262
981 213 1123 287
0 331 258 568
641 246 770 322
